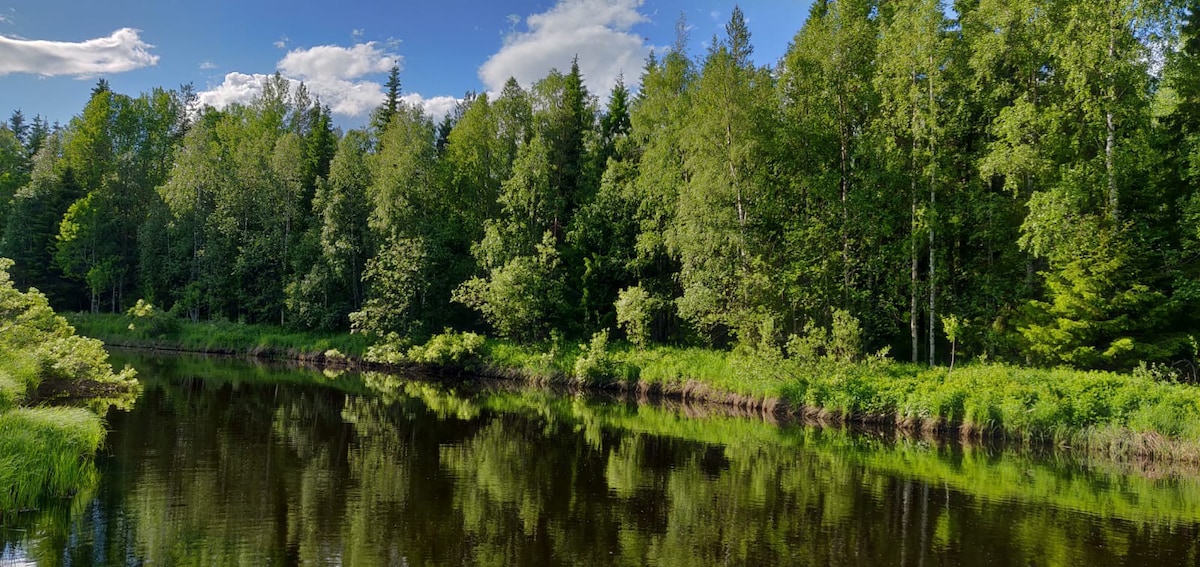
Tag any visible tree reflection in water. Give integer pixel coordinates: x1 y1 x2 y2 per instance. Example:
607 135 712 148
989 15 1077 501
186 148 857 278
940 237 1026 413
5 353 1199 566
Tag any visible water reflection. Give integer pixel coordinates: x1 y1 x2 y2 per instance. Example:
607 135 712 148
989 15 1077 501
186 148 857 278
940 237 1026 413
4 353 1199 566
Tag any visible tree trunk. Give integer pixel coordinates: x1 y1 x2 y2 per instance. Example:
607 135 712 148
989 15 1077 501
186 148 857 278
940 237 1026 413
928 185 936 365
1106 21 1118 222
911 189 919 364
927 52 937 367
910 69 920 365
839 93 851 307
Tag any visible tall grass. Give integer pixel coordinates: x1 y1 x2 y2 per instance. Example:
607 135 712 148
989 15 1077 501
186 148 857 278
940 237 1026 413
0 408 105 513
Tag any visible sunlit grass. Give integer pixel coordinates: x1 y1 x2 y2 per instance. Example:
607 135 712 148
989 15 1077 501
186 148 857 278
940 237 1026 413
0 407 104 513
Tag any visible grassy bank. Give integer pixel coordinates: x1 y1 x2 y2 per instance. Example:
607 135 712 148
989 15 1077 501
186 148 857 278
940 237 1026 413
453 336 1200 461
1 260 137 517
66 312 369 360
70 314 1200 462
0 407 105 512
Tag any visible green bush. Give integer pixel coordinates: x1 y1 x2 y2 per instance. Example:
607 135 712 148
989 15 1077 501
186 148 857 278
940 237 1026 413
0 371 21 412
125 299 181 339
614 286 661 349
786 309 864 365
574 329 616 382
406 330 486 367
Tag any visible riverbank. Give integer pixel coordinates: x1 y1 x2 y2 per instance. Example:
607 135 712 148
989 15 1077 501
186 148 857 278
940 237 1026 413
68 314 1200 463
65 312 369 362
1 264 137 515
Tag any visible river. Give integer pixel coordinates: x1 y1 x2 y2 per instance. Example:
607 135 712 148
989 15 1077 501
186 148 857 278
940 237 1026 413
2 351 1199 566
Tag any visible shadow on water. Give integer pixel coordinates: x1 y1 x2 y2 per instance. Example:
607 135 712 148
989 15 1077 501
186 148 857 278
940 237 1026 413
4 350 1200 566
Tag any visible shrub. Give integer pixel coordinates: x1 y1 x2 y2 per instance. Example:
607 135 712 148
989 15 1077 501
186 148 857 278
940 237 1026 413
125 299 180 339
406 330 486 367
574 329 616 382
614 286 661 349
786 309 864 365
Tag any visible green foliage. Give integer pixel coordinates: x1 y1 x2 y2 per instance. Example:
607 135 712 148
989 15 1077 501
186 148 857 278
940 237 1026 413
69 312 369 359
125 298 180 339
0 371 21 413
786 309 865 365
669 12 781 344
0 258 135 514
405 330 486 367
572 329 621 382
0 258 135 386
454 231 565 342
352 235 430 338
6 1 1200 375
1018 229 1181 369
614 285 662 349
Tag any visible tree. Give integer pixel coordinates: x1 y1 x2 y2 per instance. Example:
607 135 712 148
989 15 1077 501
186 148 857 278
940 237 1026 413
598 75 632 169
568 79 639 330
1010 0 1184 368
8 110 28 146
158 112 225 321
353 102 442 337
1 133 83 306
778 0 882 336
0 126 27 239
372 65 402 136
531 60 594 242
670 7 781 344
454 230 565 342
288 130 372 329
874 0 950 362
622 18 696 343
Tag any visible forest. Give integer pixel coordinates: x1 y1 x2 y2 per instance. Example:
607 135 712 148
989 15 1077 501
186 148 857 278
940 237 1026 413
3 0 1200 372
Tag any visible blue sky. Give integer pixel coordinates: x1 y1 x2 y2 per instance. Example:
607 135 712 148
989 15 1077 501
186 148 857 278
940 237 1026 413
0 0 813 128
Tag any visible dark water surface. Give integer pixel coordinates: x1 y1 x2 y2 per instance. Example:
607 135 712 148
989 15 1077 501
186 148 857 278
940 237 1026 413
4 352 1200 566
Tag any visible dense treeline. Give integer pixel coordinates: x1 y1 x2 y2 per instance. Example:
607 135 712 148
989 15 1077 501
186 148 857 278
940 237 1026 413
3 1 1200 370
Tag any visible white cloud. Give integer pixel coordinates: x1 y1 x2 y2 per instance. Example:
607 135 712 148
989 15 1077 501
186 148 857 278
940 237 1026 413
403 93 460 121
197 42 455 120
0 28 158 78
0 15 9 24
479 0 653 97
198 72 269 110
278 42 398 81
352 28 364 39
274 35 288 49
199 60 217 70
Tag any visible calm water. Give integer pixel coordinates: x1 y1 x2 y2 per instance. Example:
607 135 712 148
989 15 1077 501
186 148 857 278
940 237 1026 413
3 352 1200 566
